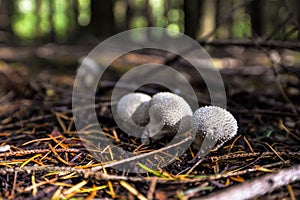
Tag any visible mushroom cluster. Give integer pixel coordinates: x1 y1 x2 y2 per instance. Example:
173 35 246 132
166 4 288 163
116 92 151 127
116 93 151 137
116 92 238 156
141 92 193 143
191 106 238 158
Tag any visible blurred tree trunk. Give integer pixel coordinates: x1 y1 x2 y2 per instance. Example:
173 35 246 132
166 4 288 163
248 0 266 38
146 0 153 27
125 0 132 29
68 0 79 37
89 0 115 39
216 0 232 39
294 0 300 40
49 0 56 42
184 0 201 39
35 0 42 40
197 0 216 40
0 0 14 44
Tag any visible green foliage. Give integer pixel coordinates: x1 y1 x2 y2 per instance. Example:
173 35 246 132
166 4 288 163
232 12 251 39
12 0 90 41
12 12 36 39
130 16 148 28
78 0 91 26
137 163 169 178
12 0 36 39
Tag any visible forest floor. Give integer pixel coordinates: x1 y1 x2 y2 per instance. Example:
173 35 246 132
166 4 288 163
0 46 300 199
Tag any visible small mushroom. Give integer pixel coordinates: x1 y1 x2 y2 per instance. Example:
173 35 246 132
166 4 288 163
116 93 151 135
141 92 193 143
191 106 238 158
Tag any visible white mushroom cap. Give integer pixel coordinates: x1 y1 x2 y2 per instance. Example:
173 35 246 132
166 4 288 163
116 93 151 135
142 92 193 143
192 106 238 158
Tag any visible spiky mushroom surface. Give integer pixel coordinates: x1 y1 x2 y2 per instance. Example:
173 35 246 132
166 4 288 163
192 106 238 158
116 93 151 131
141 92 193 143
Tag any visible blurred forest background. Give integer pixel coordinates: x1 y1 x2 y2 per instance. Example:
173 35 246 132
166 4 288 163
0 0 300 72
1 0 300 42
0 0 300 45
1 0 300 66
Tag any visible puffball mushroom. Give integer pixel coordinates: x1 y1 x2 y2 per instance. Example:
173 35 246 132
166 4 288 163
191 106 238 158
141 92 193 143
116 93 151 135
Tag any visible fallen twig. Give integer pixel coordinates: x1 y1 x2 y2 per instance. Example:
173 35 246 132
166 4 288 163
211 151 300 162
198 40 300 51
197 164 300 200
90 135 193 171
0 160 288 184
0 148 81 157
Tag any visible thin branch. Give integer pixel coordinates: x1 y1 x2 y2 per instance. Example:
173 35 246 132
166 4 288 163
90 135 193 171
264 13 293 40
230 109 299 117
0 148 81 157
198 39 300 50
197 164 300 200
0 158 290 184
211 151 300 162
268 52 298 114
